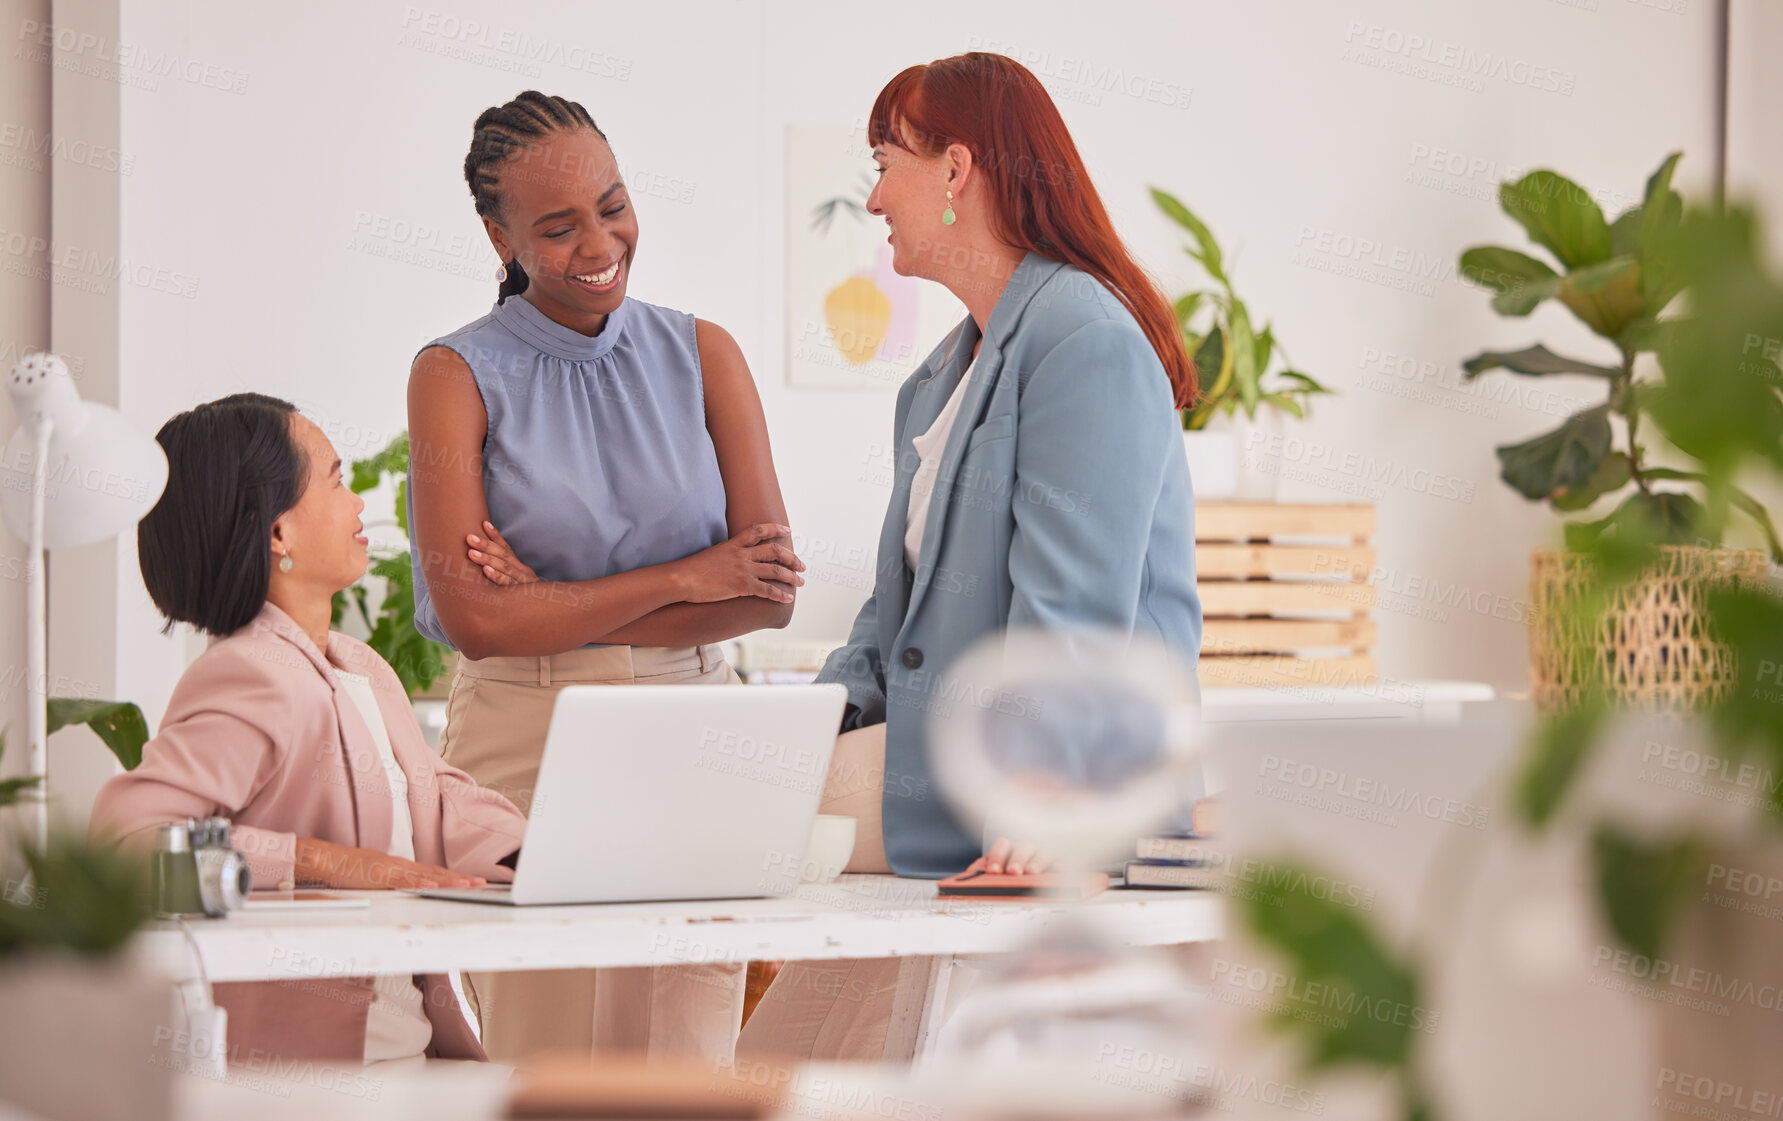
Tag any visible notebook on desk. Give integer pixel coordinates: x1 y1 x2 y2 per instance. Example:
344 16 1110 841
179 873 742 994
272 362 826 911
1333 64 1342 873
418 683 846 906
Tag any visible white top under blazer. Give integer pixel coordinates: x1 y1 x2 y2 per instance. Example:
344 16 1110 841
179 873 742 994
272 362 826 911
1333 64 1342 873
904 357 978 569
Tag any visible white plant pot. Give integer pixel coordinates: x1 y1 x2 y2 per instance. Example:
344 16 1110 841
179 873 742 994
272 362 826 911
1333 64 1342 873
1183 410 1287 502
1181 429 1239 500
1231 410 1284 501
0 950 176 1121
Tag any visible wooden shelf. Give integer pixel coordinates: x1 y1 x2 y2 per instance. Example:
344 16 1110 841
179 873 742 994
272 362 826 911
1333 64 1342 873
1196 581 1376 615
1195 543 1374 579
1202 618 1377 654
1195 501 1379 686
1196 501 1376 541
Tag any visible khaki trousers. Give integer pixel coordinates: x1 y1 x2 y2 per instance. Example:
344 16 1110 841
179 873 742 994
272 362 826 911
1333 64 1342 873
438 644 747 1066
735 723 906 1063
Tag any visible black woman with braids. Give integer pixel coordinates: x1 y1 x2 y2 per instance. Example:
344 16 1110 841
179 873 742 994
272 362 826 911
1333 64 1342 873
406 91 805 1065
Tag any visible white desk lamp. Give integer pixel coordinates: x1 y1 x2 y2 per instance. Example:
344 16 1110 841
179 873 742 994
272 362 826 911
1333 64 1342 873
2 353 167 848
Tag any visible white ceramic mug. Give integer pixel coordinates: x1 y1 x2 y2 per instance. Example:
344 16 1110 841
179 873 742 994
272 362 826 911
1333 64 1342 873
801 814 858 884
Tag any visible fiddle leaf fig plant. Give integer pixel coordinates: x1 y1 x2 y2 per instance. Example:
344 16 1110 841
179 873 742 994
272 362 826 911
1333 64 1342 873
1151 187 1333 429
1472 158 1783 994
1242 189 1783 1121
1459 152 1783 561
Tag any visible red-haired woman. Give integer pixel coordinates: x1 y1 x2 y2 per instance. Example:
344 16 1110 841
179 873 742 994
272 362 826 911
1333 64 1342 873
736 53 1204 1061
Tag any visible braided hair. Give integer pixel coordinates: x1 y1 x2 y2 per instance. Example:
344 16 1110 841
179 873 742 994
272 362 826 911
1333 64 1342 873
464 91 606 302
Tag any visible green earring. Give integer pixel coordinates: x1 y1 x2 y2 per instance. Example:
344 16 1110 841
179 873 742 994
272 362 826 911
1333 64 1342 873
941 189 956 227
278 552 293 573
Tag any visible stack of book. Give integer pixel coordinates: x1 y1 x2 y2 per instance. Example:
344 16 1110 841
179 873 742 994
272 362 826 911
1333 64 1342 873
1122 797 1224 890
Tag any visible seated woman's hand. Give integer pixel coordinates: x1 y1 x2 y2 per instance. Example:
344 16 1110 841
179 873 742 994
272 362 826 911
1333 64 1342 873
295 837 486 890
467 520 538 586
964 837 1054 877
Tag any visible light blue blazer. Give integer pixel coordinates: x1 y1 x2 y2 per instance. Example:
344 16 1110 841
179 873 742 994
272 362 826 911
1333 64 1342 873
816 252 1203 877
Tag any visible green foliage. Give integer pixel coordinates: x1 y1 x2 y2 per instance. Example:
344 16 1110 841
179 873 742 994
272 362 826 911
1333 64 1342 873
1252 178 1783 1121
1591 827 1706 961
1645 207 1783 482
1702 585 1783 816
1513 691 1608 827
0 835 150 960
348 431 412 535
46 699 148 772
1507 207 1783 989
330 432 451 696
1236 858 1433 1121
1459 154 1783 563
1498 170 1613 270
1457 246 1560 316
1495 404 1613 503
0 728 151 962
1563 490 1709 553
364 555 446 694
0 733 44 807
0 703 148 809
1514 202 1783 847
1549 452 1632 513
1151 187 1333 429
1461 344 1619 380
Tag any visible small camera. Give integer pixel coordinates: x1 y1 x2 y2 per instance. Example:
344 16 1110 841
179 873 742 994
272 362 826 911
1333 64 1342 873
152 817 250 918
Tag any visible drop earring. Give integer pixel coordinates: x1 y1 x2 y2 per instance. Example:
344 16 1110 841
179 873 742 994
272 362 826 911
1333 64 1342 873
941 188 956 227
495 263 508 282
278 550 294 573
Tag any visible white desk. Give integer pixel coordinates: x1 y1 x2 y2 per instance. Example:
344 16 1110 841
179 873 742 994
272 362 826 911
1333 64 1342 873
417 682 1494 749
1201 679 1495 725
140 876 1215 982
140 876 1220 1061
164 1059 986 1121
718 639 1494 723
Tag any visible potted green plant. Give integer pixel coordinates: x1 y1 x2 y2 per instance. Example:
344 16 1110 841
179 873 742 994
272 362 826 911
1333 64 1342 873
1458 153 1781 712
1229 188 1783 1121
0 732 172 1121
1151 187 1332 499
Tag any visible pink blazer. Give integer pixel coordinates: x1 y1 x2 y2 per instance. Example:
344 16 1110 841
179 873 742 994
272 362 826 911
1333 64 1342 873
90 602 527 1063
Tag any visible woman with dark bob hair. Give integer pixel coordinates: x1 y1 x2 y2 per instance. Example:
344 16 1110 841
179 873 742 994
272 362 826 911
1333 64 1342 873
90 392 528 1066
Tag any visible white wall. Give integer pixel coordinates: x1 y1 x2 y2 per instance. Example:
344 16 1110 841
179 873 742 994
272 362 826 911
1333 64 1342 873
1729 0 1783 260
58 0 1731 825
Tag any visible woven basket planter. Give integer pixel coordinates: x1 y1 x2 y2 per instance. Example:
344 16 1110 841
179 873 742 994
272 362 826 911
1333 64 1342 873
1528 546 1770 713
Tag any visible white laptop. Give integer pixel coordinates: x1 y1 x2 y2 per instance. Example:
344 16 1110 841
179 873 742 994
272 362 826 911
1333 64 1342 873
418 683 847 905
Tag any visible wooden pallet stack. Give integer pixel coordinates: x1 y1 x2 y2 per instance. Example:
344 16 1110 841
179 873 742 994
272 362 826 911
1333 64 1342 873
1195 501 1378 689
